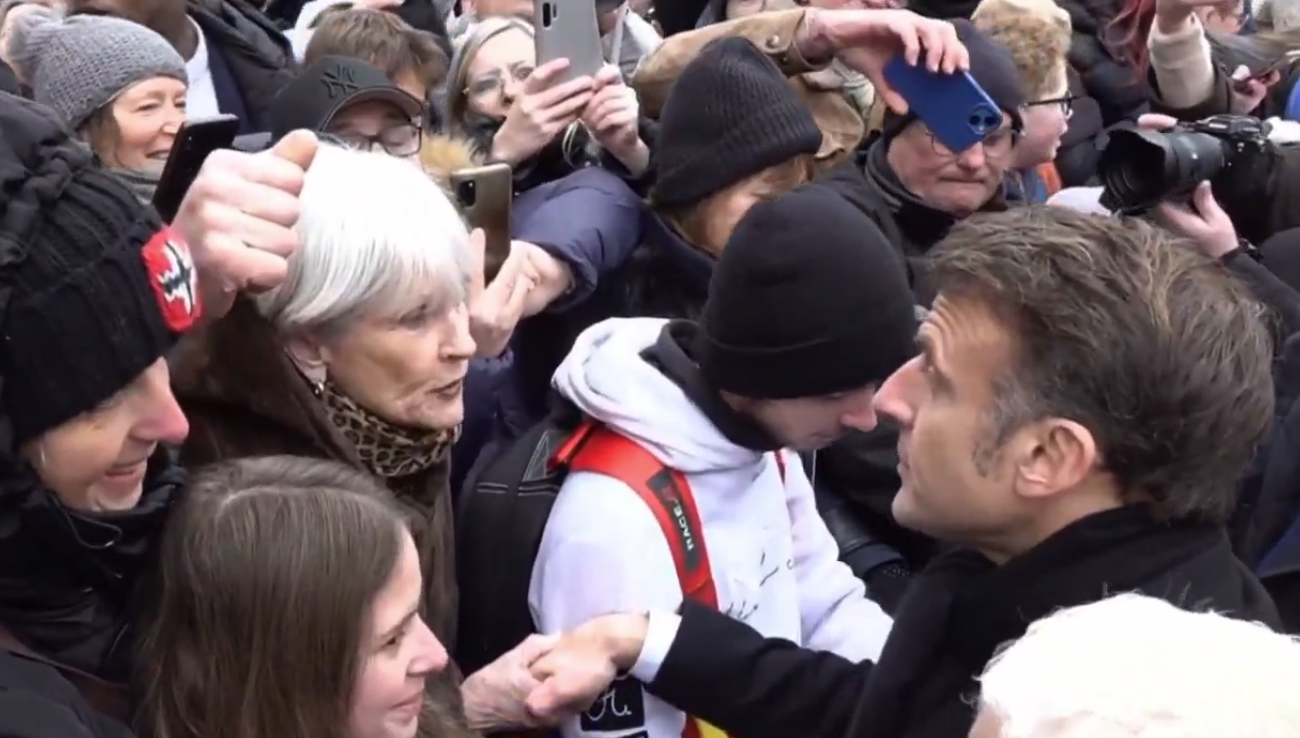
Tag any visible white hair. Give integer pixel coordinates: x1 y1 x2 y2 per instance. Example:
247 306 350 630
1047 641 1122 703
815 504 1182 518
977 593 1300 738
255 145 473 336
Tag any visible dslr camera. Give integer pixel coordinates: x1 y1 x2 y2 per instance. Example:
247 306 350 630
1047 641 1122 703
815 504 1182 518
1097 115 1273 214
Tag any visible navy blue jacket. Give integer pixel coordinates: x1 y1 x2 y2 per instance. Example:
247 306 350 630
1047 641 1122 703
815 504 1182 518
452 167 646 492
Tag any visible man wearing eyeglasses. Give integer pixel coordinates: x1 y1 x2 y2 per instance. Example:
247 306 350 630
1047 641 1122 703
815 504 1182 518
247 55 430 160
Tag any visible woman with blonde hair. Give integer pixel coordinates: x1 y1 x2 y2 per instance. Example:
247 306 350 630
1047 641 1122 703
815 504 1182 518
9 7 187 200
444 16 652 193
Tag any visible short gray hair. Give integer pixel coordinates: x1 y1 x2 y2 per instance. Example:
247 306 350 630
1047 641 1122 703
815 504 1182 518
254 145 473 336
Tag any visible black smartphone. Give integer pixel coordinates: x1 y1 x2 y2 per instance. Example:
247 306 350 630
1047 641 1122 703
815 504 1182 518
152 114 240 223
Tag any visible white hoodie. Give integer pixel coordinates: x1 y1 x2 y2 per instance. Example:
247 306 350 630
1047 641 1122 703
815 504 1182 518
528 317 892 738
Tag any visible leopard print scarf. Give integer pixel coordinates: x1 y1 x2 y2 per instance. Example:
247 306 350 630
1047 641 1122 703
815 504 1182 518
317 381 458 478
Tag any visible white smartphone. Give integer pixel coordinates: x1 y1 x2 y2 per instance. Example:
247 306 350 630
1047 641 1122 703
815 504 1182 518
534 0 606 84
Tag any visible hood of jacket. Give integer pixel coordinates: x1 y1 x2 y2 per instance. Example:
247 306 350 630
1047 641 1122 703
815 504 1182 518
552 317 763 474
418 133 481 199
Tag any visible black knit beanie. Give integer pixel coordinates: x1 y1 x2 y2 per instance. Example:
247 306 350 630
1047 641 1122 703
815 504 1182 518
882 19 1026 140
0 92 201 448
696 184 918 399
652 36 823 208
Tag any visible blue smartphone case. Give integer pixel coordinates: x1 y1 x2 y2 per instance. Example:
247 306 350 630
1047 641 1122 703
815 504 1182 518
882 56 1003 154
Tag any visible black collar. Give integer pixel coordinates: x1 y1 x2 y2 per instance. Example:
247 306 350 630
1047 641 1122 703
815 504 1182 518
0 448 184 680
639 321 782 453
643 216 715 300
940 506 1265 671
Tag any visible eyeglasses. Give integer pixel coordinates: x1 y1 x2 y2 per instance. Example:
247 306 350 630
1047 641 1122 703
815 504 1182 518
465 63 535 100
926 126 1018 160
332 121 423 158
1024 95 1077 120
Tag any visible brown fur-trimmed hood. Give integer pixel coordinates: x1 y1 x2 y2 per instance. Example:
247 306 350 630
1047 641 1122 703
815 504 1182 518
419 133 481 197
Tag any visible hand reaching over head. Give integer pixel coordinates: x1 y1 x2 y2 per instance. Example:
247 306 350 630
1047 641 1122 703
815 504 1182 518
794 9 969 114
172 129 317 321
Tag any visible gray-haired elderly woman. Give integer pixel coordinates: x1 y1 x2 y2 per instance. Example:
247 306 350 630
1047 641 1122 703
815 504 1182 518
8 6 187 201
171 144 552 736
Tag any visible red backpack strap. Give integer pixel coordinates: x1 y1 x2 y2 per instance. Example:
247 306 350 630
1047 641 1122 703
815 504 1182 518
554 421 737 738
557 422 719 609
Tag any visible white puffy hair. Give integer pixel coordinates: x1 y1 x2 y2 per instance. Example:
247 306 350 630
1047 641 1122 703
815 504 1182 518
977 593 1300 738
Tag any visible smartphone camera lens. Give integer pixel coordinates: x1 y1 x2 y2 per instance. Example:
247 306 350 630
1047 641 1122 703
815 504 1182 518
457 180 476 207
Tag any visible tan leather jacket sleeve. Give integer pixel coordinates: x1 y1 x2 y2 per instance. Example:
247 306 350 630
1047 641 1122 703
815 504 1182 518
630 8 826 117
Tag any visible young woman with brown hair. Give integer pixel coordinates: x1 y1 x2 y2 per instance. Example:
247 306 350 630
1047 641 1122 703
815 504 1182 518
134 456 453 738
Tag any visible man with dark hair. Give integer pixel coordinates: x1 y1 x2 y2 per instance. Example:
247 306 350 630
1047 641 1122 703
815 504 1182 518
518 206 1281 738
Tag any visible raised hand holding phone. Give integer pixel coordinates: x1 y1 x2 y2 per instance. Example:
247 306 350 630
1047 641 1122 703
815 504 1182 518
490 59 596 166
467 231 537 358
581 65 649 175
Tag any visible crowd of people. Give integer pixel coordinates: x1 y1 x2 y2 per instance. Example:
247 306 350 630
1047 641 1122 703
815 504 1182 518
2 0 1300 734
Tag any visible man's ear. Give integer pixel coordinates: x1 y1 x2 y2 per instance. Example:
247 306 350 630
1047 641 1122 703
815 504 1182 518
1014 417 1097 501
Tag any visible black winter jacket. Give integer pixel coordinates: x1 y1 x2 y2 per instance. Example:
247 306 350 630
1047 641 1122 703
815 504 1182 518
0 649 135 738
642 506 1279 738
188 0 296 132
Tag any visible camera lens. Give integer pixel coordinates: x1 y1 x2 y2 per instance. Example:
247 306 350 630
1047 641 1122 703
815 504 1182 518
457 179 477 207
1098 128 1232 211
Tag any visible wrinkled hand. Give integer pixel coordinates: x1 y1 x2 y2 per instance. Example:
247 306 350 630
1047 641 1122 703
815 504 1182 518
468 232 537 358
172 129 316 320
814 10 968 115
492 59 596 166
1154 181 1240 258
526 639 619 721
462 634 560 731
526 613 648 722
582 66 641 159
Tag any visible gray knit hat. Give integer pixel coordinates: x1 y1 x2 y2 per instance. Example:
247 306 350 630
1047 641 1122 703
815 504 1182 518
8 7 187 131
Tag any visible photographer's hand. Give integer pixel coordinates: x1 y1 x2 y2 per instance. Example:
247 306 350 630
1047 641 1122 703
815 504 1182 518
1155 182 1240 259
1136 113 1179 131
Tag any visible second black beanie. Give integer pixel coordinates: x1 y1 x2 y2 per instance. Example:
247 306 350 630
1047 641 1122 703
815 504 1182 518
697 185 919 399
652 36 823 208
